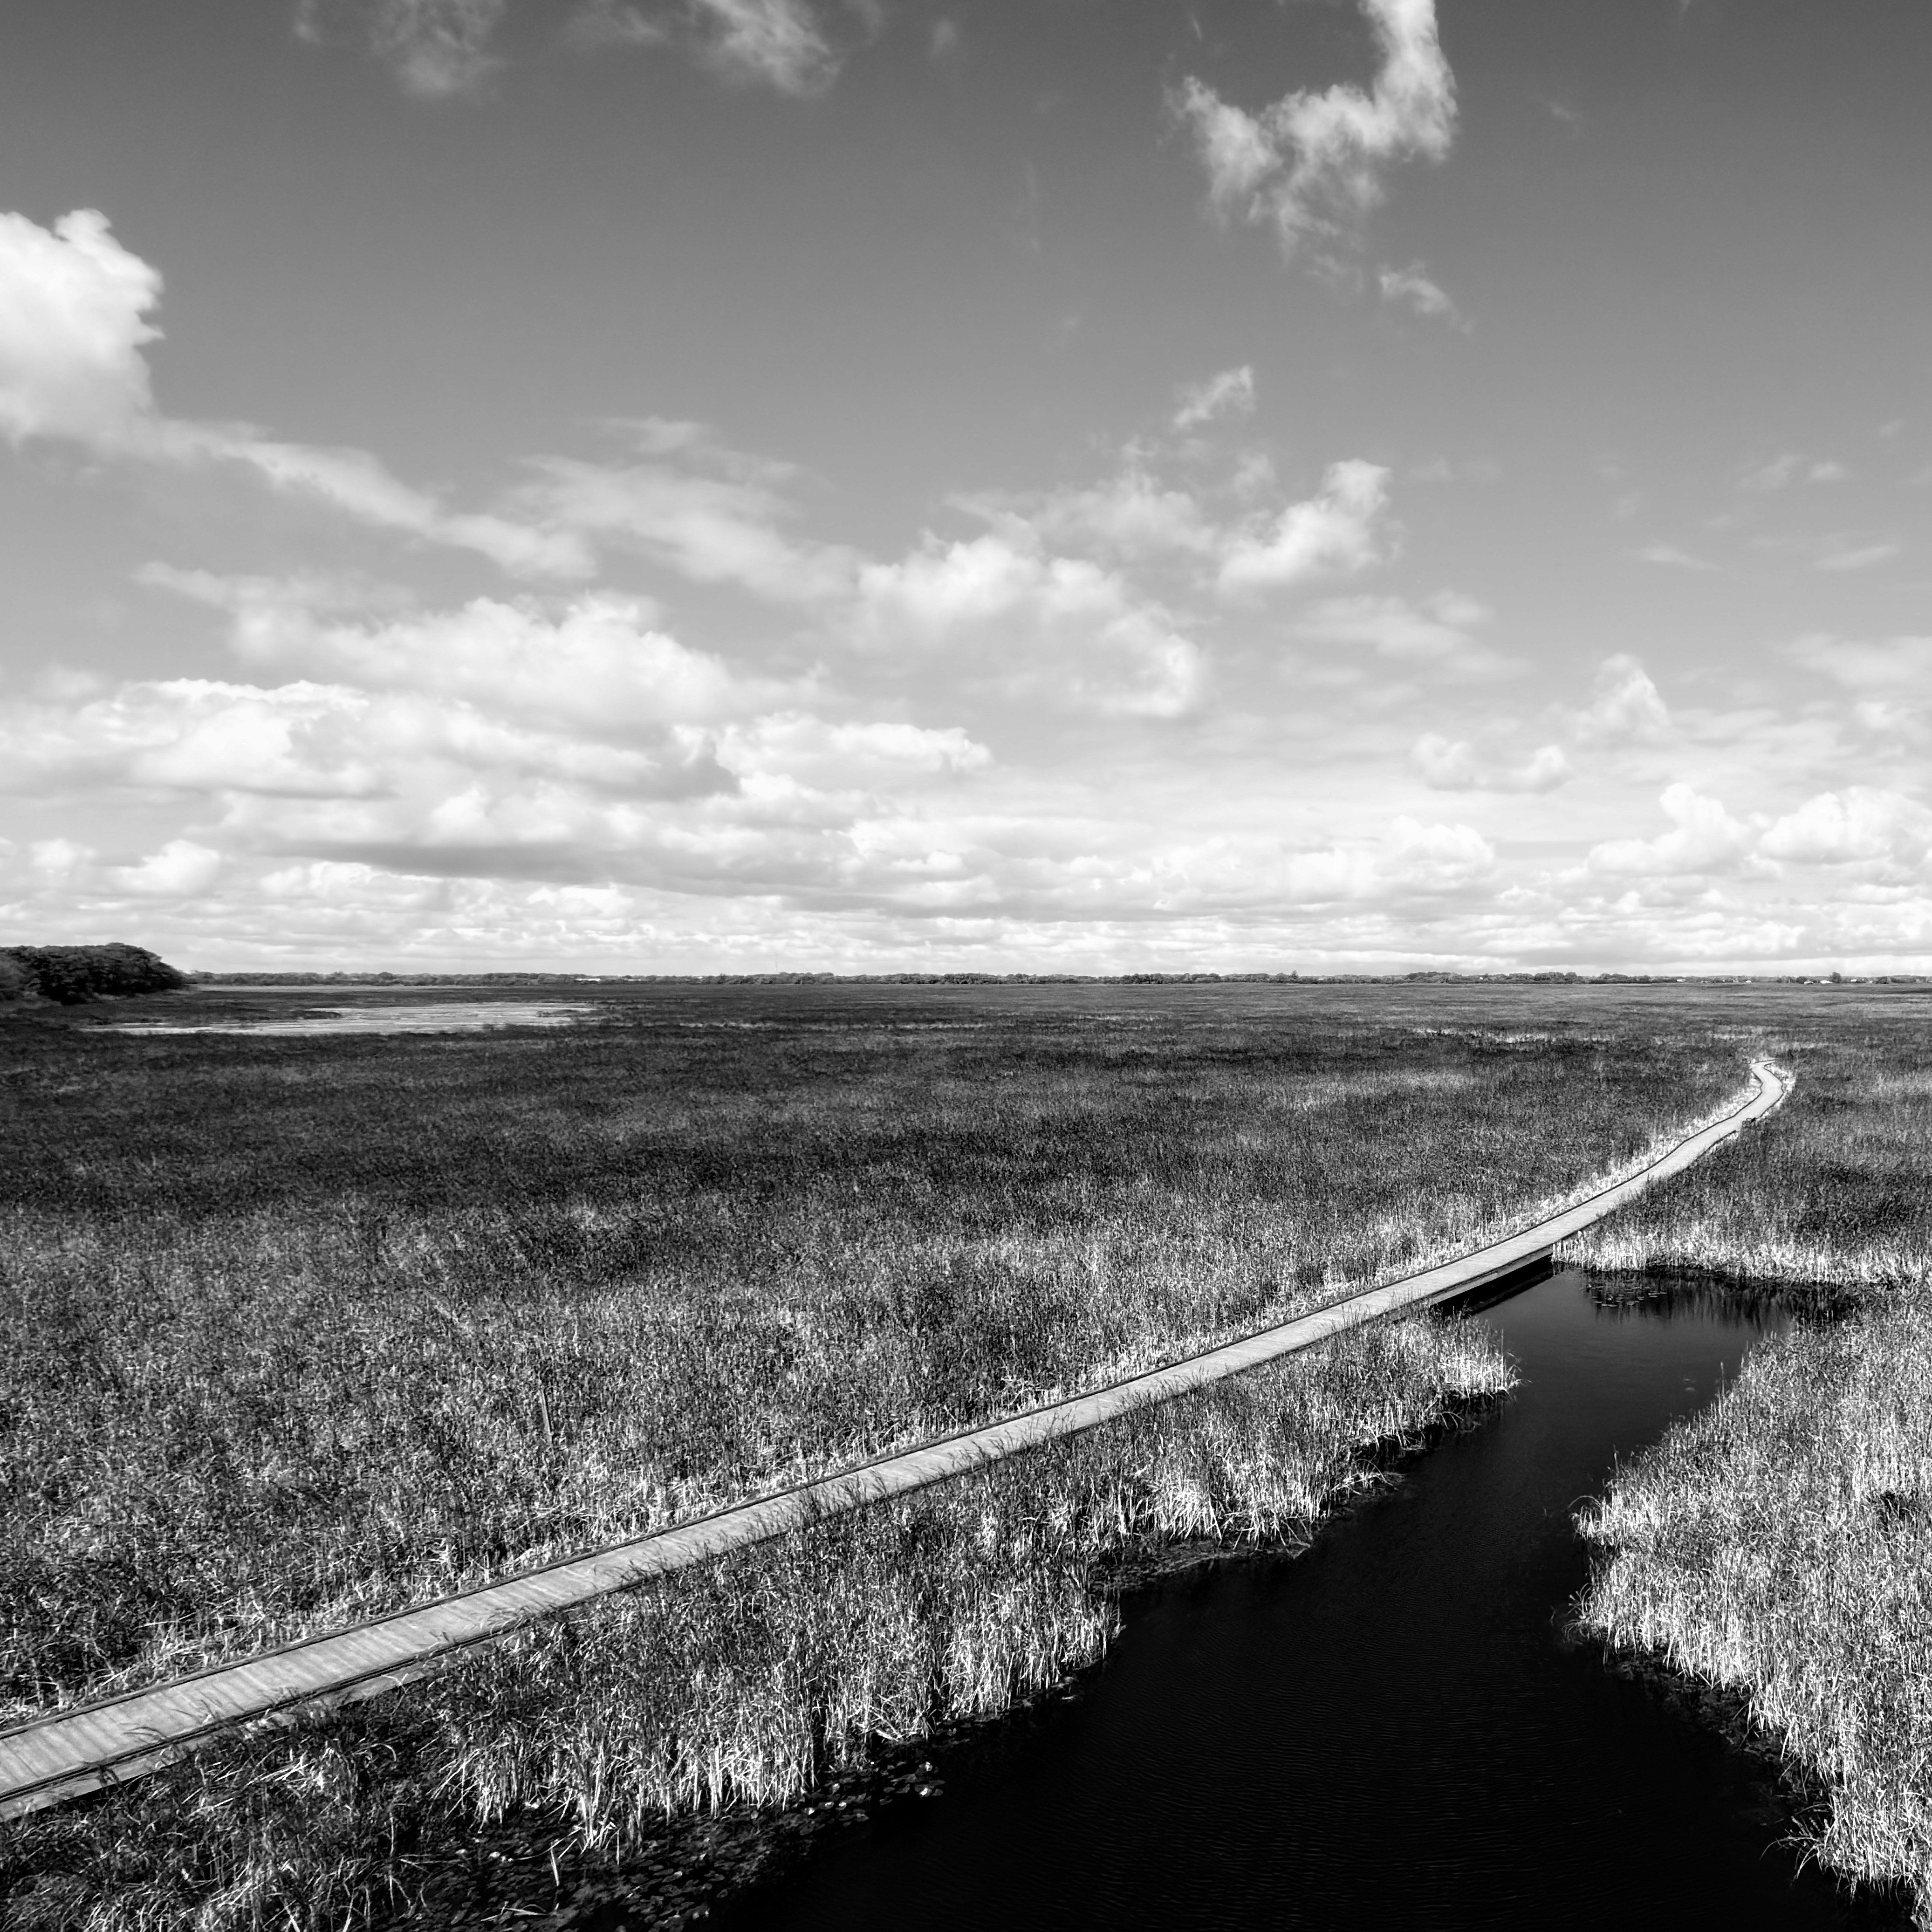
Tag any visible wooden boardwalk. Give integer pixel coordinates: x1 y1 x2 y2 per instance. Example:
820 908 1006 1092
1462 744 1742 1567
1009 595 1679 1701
0 1061 1790 1820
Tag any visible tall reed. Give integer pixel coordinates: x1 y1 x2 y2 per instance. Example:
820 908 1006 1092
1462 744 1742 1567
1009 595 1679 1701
7 1317 1510 1930
1570 995 1932 1925
0 980 1745 1927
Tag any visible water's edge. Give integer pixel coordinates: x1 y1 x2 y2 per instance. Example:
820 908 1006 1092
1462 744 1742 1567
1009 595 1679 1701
685 1271 1906 1932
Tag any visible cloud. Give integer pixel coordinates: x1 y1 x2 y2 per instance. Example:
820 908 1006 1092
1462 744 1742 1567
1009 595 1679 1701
690 0 839 93
142 571 782 735
1218 459 1391 591
520 420 854 599
572 0 841 93
1635 543 1718 571
0 637 1000 906
1003 461 1219 564
1739 452 1850 492
1569 654 1672 744
1172 365 1257 433
0 208 161 444
1412 734 1568 792
1264 816 1496 906
1586 784 1757 877
1788 633 1932 693
856 531 1205 718
1292 588 1495 669
1761 788 1932 871
1377 261 1465 329
565 2 669 49
296 0 509 100
1173 0 1457 262
114 839 226 898
955 400 1394 606
0 207 586 576
1814 539 1899 573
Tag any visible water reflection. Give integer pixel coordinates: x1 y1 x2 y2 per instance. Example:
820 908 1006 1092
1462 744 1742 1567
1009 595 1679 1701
103 1001 594 1036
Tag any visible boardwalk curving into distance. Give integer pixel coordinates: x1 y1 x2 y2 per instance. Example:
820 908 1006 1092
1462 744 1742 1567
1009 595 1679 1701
0 1060 1791 1821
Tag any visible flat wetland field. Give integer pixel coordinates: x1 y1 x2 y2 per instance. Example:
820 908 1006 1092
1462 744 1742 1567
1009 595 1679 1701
3 978 1928 1927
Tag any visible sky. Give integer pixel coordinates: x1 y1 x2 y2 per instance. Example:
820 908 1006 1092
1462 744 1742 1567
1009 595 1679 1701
2 0 1930 974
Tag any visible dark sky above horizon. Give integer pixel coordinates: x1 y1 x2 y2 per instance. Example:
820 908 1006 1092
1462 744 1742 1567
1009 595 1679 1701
3 0 1930 971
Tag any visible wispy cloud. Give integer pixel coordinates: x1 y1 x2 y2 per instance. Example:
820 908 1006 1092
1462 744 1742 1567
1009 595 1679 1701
688 0 840 94
1172 0 1457 264
1172 364 1256 433
1635 542 1719 571
572 0 843 94
519 418 857 600
1814 539 1900 573
1376 261 1466 329
1738 451 1849 492
296 0 509 100
0 207 586 576
1292 589 1502 674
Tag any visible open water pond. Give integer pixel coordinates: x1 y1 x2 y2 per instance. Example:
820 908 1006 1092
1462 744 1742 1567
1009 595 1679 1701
707 1268 1906 1931
102 1001 595 1035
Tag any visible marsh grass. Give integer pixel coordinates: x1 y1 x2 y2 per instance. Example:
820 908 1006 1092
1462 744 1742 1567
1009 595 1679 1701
0 983 1736 1719
0 980 1748 1927
1566 992 1932 1925
1578 1298 1932 1916
7 1318 1510 1930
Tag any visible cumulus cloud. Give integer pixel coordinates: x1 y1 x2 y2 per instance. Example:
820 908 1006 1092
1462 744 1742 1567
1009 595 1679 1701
142 571 785 735
856 531 1205 718
1218 459 1391 592
0 654 999 901
1007 462 1219 564
1412 733 1568 792
0 209 161 444
1760 788 1932 871
1569 654 1672 745
0 207 585 576
114 839 226 898
1255 816 1496 906
1587 784 1757 878
1173 0 1457 262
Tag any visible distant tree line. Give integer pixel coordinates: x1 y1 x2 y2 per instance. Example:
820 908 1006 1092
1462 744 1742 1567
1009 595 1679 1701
0 944 189 1004
185 966 1910 988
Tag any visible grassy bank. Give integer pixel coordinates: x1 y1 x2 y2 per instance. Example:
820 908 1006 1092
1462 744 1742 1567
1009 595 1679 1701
0 981 1742 1925
6 1316 1511 1929
1567 993 1932 1923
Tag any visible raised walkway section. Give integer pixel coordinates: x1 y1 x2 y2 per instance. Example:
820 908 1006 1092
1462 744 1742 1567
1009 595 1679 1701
0 1059 1791 1820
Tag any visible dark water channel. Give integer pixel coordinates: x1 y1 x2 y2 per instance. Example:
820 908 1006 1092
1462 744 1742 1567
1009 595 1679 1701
706 1268 1907 1932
